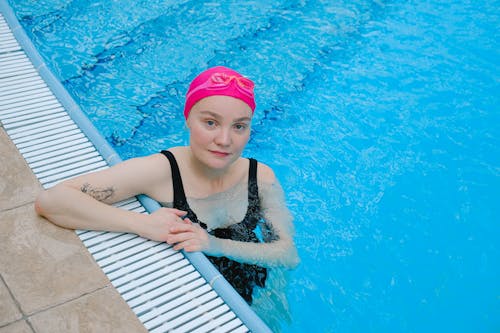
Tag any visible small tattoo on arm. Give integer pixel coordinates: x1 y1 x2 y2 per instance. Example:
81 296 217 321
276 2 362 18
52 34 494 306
81 182 115 202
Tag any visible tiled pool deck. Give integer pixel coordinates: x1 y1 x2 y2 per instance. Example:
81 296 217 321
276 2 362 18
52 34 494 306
0 127 146 332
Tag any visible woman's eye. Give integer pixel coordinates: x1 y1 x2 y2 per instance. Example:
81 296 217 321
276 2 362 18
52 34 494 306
234 123 248 131
206 120 216 127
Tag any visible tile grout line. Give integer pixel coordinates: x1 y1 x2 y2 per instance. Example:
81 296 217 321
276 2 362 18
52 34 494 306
0 199 37 214
0 126 43 214
0 319 35 332
0 272 35 332
0 269 112 327
23 284 112 318
0 271 111 331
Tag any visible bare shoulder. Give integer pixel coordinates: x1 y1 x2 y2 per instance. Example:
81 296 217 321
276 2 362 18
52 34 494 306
136 152 174 200
114 152 170 180
141 151 171 170
256 161 277 184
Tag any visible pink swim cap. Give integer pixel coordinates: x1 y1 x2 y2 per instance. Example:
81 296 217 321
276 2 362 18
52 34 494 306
184 66 256 119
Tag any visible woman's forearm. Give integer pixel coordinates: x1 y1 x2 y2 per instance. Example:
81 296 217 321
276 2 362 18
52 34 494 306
35 185 145 234
207 235 300 268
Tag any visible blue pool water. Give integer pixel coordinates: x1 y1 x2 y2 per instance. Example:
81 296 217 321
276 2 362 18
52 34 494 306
10 0 499 331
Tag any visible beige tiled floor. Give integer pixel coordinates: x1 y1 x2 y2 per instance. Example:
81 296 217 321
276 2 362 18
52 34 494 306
0 126 147 332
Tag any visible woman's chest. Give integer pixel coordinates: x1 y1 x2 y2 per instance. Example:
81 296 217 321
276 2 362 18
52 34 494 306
187 194 249 230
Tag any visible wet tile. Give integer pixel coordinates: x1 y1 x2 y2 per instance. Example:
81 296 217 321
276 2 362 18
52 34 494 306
0 320 33 333
0 277 22 326
0 128 41 211
30 286 147 333
0 205 109 315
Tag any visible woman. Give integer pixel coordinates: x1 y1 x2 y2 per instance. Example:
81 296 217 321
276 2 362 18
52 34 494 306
35 66 299 303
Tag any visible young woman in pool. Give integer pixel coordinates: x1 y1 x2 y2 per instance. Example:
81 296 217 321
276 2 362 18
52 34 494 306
35 66 299 304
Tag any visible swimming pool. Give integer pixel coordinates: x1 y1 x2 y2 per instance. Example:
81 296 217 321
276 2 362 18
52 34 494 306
9 0 499 331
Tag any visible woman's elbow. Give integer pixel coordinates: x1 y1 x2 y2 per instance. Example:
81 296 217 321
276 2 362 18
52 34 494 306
279 239 300 268
34 186 63 218
34 189 50 217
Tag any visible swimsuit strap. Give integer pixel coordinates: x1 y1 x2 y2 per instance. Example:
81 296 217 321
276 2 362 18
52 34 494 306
247 158 259 209
160 150 207 229
244 157 261 224
160 150 187 209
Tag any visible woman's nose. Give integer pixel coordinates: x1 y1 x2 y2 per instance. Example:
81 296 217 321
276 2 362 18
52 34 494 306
214 127 231 146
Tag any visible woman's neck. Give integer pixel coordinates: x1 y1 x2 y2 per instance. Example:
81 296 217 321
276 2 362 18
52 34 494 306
185 147 241 195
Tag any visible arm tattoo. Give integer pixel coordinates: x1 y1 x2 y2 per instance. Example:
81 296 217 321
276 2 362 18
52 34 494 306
81 182 115 202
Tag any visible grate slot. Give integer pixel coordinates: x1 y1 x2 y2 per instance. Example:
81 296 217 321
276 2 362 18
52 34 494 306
138 278 212 324
25 141 94 164
0 81 47 97
101 242 167 275
82 232 137 250
112 253 188 289
146 294 222 332
128 275 206 308
195 313 243 333
32 150 100 174
1 104 64 122
38 159 108 185
172 304 233 333
12 122 78 145
116 260 193 295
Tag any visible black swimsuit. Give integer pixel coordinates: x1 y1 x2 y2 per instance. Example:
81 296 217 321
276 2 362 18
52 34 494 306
160 150 267 304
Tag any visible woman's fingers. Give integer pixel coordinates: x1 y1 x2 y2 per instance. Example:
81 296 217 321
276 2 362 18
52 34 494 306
166 229 193 244
171 208 188 217
173 240 193 251
157 207 186 217
169 233 200 251
166 224 207 252
169 223 196 233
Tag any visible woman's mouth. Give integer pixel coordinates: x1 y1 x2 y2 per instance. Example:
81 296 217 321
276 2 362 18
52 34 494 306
210 150 231 157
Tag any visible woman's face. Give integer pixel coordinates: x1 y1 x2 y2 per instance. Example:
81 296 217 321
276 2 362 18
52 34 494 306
186 95 253 170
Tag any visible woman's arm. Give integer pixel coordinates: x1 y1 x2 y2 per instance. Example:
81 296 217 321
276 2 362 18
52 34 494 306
166 164 300 268
35 153 186 240
209 179 299 268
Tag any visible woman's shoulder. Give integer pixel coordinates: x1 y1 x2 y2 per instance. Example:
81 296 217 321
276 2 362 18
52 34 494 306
124 149 181 202
158 146 188 158
140 151 173 171
165 146 188 154
150 146 193 176
254 160 276 184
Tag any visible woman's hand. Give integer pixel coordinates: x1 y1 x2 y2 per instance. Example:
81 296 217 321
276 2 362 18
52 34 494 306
137 208 187 242
165 219 211 252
